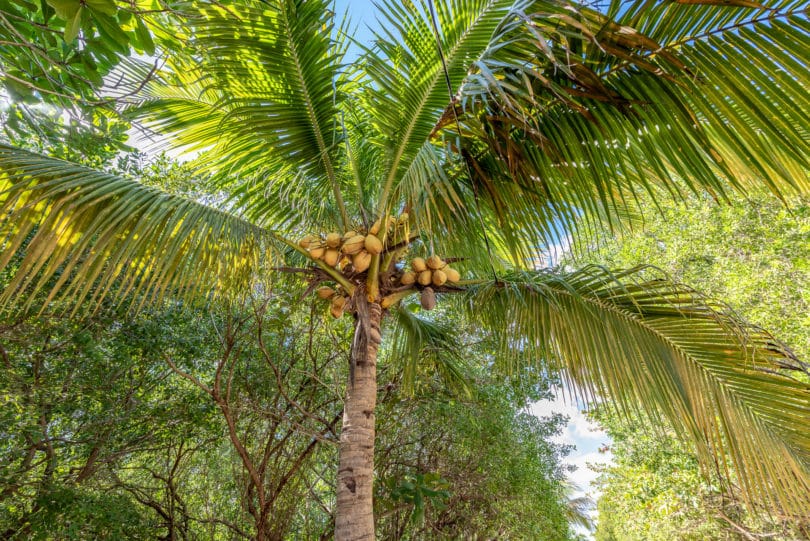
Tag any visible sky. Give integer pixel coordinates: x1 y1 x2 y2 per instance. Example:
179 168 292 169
327 2 615 535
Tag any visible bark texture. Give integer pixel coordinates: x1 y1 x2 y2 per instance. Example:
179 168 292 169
335 302 382 540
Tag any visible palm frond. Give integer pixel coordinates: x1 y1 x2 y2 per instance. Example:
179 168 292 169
127 0 352 229
426 0 808 255
388 304 473 396
0 144 276 314
460 265 810 517
364 0 517 215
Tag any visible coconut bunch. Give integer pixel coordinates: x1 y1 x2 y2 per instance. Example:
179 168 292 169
316 285 352 318
399 255 460 288
298 213 410 273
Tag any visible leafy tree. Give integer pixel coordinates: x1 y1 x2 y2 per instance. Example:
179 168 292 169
578 193 810 540
375 355 573 539
1 1 809 538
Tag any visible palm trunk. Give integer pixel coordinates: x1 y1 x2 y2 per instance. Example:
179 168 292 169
334 302 382 540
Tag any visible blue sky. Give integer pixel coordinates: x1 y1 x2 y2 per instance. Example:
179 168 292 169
332 0 378 57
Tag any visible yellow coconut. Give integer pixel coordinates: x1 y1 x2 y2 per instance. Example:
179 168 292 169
353 250 372 273
309 246 326 260
418 270 433 286
432 269 447 286
324 248 340 267
411 257 427 272
341 235 365 255
364 234 383 255
426 255 444 270
400 271 416 285
343 230 358 240
444 267 461 283
298 235 315 249
317 287 335 299
326 232 341 248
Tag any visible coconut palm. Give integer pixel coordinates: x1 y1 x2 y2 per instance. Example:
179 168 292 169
1 0 809 538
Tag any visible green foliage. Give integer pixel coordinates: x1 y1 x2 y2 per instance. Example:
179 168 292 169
375 360 575 540
0 0 158 102
24 485 154 540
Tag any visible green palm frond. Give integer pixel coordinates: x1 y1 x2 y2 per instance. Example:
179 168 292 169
0 144 276 314
364 0 517 215
461 265 810 516
424 0 808 254
389 305 472 396
129 0 352 228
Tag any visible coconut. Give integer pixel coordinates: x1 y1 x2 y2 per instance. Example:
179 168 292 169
341 235 365 255
369 219 382 235
411 257 427 272
309 246 326 260
326 232 341 248
353 250 372 273
444 267 461 283
330 296 347 319
324 248 340 267
420 287 436 310
343 230 358 240
426 255 444 270
298 235 315 249
418 270 432 286
316 286 335 299
400 271 416 285
364 234 383 255
432 269 447 286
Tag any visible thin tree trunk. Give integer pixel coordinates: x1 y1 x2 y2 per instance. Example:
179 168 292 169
335 302 382 540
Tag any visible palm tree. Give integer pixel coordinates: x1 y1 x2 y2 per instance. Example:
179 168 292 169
1 0 809 538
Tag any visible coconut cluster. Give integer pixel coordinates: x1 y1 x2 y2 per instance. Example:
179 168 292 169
298 214 409 273
399 255 460 288
316 286 351 319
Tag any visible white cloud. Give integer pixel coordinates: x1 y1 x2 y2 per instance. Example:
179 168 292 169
531 388 614 539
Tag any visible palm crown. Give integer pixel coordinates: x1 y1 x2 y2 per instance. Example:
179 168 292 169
1 0 809 537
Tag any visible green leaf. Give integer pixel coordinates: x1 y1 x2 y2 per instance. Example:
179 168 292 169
91 11 130 53
46 0 79 20
84 0 117 16
64 6 82 43
134 17 155 56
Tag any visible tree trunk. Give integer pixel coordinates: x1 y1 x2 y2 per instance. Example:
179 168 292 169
335 302 382 540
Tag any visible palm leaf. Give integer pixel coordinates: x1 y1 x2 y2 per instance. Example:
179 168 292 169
364 0 517 215
127 0 353 229
388 305 473 396
0 144 276 314
461 265 810 516
424 0 808 256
